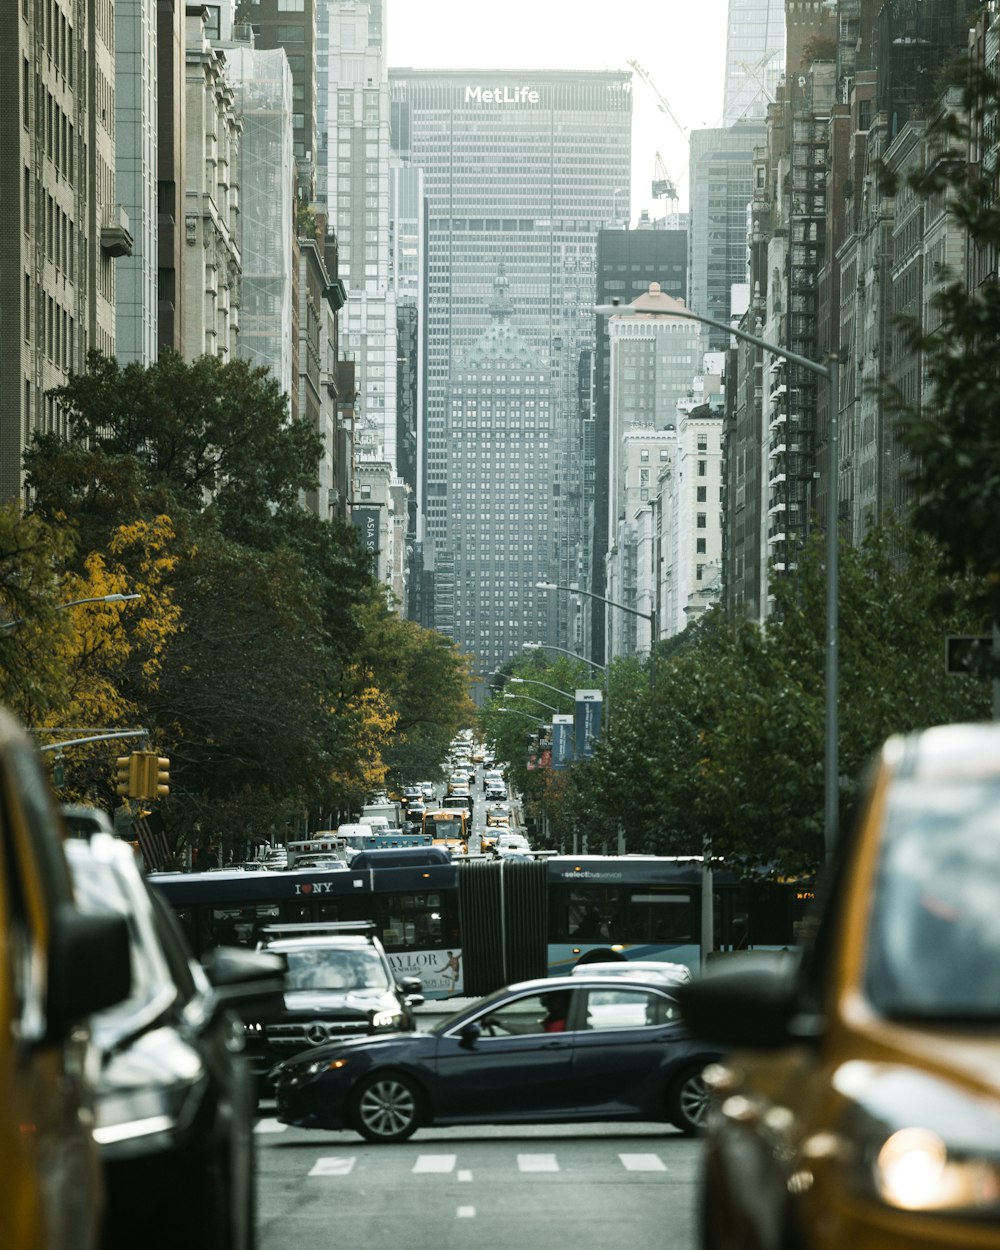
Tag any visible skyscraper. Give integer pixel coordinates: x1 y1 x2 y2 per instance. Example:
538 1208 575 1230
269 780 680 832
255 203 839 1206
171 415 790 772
723 0 786 125
446 269 554 682
388 68 631 672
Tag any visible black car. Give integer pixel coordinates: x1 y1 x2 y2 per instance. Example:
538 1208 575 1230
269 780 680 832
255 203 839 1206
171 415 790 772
272 972 719 1142
246 922 424 1083
65 830 285 1250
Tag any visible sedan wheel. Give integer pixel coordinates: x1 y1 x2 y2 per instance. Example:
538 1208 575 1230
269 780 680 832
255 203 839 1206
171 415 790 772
668 1066 710 1135
351 1072 422 1143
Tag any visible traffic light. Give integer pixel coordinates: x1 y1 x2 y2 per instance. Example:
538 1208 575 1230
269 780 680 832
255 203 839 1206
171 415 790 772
114 751 169 800
148 755 170 799
115 753 141 797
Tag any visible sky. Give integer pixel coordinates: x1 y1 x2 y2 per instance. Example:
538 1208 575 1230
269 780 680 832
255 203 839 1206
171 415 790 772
386 0 730 218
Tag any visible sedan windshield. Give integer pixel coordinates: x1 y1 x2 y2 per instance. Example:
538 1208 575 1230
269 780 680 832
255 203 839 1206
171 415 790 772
864 778 1000 1020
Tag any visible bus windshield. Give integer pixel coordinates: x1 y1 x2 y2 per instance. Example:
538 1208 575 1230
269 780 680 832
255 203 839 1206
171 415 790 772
423 810 466 841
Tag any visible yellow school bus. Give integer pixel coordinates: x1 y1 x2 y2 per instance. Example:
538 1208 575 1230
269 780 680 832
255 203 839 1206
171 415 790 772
422 808 468 856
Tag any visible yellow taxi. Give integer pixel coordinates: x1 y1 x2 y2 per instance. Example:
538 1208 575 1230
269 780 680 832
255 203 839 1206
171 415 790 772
676 722 1000 1250
0 707 131 1249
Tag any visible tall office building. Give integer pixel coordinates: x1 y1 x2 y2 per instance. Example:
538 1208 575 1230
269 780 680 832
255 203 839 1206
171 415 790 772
388 68 631 671
723 0 786 124
687 119 768 352
115 0 158 366
591 223 688 661
447 269 554 683
326 0 404 602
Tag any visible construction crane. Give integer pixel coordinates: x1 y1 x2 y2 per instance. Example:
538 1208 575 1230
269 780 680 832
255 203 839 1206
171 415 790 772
652 152 677 203
629 60 687 206
627 59 690 144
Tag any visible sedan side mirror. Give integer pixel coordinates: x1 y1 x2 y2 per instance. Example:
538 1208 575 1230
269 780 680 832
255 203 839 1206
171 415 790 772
458 1020 481 1049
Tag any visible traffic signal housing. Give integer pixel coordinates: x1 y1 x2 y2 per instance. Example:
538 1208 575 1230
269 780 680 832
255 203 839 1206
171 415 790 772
115 753 142 798
113 751 169 800
149 755 170 799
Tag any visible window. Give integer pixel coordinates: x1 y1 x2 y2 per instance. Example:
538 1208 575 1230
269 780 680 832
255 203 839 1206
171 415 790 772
697 513 706 529
697 486 706 502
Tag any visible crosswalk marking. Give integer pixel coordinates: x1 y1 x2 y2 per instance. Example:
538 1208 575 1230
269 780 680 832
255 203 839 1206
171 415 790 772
619 1153 668 1172
413 1154 457 1173
517 1153 559 1172
456 1206 476 1218
309 1157 356 1176
458 1169 474 1182
254 1119 288 1134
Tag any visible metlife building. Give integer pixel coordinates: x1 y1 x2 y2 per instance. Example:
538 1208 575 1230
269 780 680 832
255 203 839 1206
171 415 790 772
388 69 631 673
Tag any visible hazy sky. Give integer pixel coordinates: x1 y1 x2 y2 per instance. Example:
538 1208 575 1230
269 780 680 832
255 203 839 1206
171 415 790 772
386 0 730 218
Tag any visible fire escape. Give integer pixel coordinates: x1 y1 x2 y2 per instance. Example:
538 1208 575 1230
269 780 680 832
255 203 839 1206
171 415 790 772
769 86 828 575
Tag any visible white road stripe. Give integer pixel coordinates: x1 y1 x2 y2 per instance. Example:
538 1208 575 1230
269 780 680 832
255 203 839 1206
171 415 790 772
309 1157 356 1176
619 1153 667 1172
458 1169 474 1182
517 1153 559 1172
254 1119 287 1134
456 1206 476 1218
413 1154 457 1173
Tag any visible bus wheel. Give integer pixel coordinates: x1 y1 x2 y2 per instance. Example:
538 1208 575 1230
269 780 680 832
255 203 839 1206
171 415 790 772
667 1065 710 1135
351 1071 423 1143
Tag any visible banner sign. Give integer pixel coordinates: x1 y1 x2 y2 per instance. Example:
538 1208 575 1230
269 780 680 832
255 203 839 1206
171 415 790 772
351 508 380 563
552 714 575 769
574 689 603 760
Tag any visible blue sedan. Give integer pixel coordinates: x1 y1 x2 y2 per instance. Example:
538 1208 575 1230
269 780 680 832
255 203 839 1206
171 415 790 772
272 973 720 1142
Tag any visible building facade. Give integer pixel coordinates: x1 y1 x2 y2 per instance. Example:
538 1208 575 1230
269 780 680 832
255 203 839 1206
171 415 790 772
388 67 632 661
445 269 554 686
0 0 128 502
592 221 688 660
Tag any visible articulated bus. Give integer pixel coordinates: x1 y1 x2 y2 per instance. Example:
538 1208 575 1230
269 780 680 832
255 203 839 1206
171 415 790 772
149 854 813 1000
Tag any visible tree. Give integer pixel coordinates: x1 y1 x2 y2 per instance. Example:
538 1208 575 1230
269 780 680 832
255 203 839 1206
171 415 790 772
349 594 476 791
885 68 1000 626
564 521 989 876
0 504 79 719
37 350 323 532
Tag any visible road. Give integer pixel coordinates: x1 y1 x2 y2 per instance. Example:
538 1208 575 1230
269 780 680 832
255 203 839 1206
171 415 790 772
256 1119 703 1249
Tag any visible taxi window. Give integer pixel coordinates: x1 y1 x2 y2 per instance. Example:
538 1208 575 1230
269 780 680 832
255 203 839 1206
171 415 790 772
866 778 1000 1019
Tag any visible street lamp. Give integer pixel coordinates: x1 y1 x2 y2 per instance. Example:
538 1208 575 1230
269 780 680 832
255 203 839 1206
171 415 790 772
0 592 142 631
510 676 574 700
522 641 607 673
536 580 657 686
503 691 559 714
594 296 841 860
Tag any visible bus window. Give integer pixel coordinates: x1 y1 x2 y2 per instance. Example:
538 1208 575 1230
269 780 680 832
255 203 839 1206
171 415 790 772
381 892 446 950
626 891 694 943
549 886 618 943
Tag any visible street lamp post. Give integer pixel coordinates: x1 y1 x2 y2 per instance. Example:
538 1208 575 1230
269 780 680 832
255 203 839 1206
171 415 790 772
509 676 574 700
594 299 841 862
0 592 141 631
521 642 607 674
502 692 559 714
536 580 657 689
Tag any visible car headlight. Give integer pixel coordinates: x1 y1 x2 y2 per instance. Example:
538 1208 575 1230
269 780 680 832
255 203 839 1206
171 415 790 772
371 1009 398 1029
830 1061 1000 1215
303 1056 349 1077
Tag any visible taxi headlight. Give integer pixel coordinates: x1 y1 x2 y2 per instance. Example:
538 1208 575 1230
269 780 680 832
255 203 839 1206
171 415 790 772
371 1009 397 1029
833 1061 1000 1215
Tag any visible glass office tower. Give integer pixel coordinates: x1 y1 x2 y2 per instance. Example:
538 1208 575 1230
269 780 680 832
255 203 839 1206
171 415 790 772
388 68 631 671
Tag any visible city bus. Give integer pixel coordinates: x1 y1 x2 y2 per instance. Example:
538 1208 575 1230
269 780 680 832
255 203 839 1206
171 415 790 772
149 854 813 999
